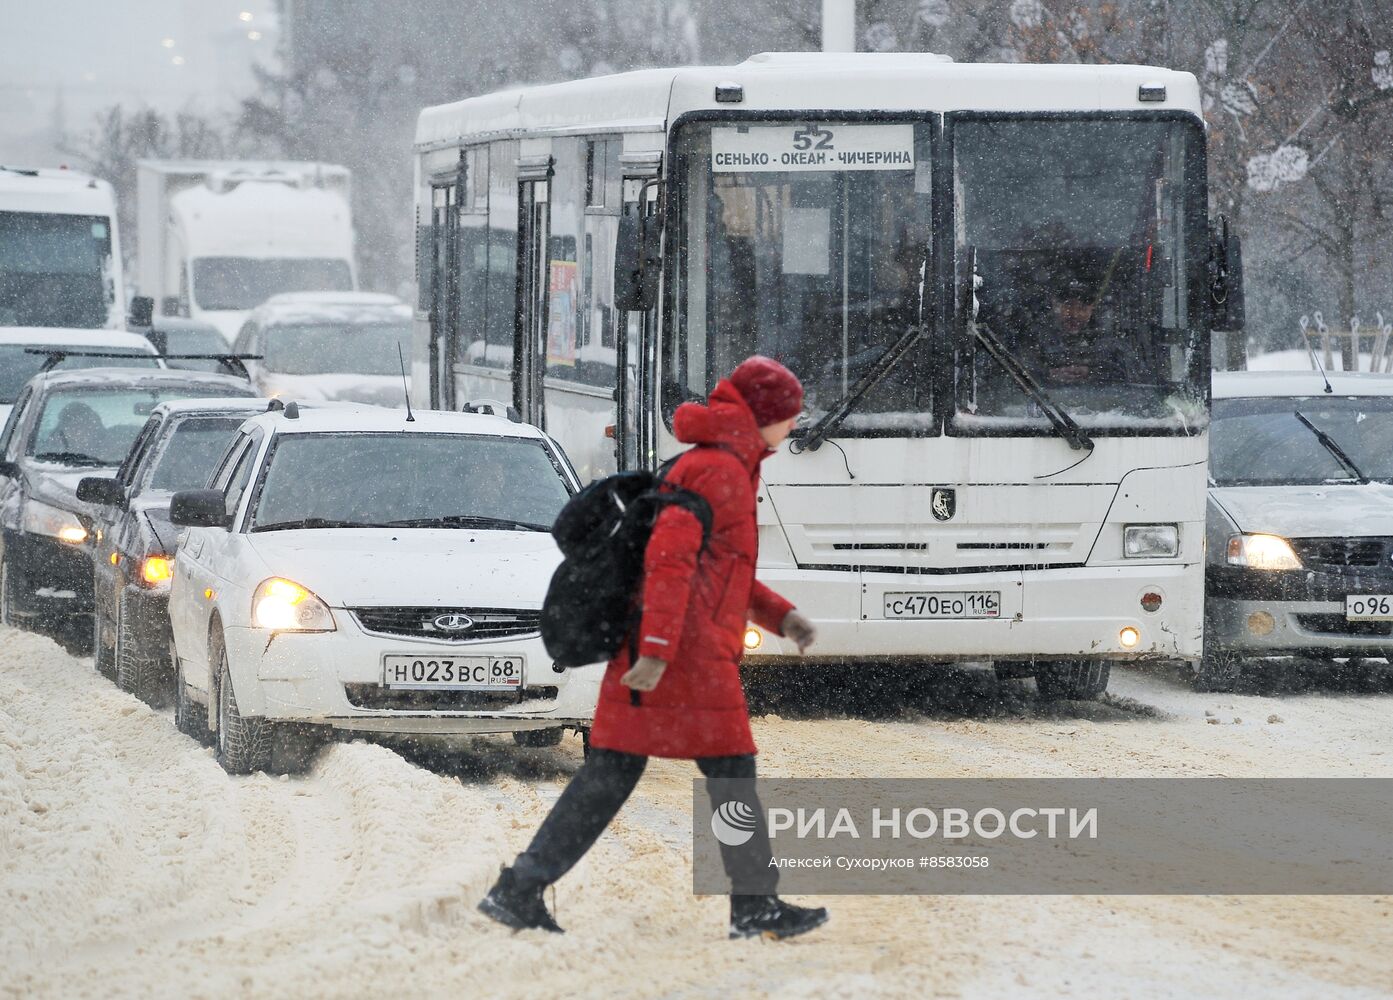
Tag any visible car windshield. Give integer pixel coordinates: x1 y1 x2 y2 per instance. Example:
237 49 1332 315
262 321 412 376
0 211 113 328
0 346 159 403
191 257 354 311
954 117 1207 433
144 415 249 493
1210 396 1393 486
667 120 933 431
28 385 249 467
249 433 571 531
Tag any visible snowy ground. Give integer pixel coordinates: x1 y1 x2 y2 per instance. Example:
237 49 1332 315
3 626 1392 999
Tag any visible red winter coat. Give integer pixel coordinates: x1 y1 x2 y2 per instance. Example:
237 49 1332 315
587 380 795 759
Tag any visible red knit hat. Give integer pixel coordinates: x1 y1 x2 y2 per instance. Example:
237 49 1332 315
729 355 804 427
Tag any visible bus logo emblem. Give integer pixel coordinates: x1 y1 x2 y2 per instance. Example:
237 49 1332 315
931 488 956 521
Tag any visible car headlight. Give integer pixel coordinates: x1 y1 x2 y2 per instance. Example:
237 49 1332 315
251 577 336 632
1226 533 1302 571
24 499 88 544
1123 524 1179 558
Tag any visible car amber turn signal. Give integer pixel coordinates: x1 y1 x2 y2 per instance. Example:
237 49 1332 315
140 555 173 586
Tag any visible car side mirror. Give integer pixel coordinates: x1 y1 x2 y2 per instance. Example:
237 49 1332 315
170 489 230 528
77 476 126 508
0 459 17 479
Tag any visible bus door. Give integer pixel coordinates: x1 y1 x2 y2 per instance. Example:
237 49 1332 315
619 159 662 471
428 181 459 410
516 159 552 427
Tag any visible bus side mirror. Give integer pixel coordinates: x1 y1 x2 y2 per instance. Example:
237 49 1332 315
129 295 154 328
161 295 182 318
1209 217 1245 332
615 198 662 313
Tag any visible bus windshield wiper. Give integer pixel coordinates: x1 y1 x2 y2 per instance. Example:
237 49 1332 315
1293 410 1368 484
791 324 926 453
971 318 1094 453
384 514 551 532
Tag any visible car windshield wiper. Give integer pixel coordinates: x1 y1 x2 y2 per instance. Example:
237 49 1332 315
791 324 926 453
32 451 107 467
250 517 396 532
1293 410 1368 484
970 317 1095 453
383 514 552 532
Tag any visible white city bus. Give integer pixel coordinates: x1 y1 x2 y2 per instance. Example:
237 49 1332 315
411 53 1243 698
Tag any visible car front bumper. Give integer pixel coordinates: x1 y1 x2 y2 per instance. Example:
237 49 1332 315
1207 564 1393 657
222 614 602 735
5 530 94 619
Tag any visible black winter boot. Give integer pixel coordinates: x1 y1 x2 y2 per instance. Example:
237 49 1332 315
478 866 563 933
729 895 828 940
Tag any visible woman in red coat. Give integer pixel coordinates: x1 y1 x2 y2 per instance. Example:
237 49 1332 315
481 356 828 941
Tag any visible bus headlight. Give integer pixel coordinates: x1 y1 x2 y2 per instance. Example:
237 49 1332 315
251 577 336 632
24 500 88 544
1123 524 1179 558
1226 533 1302 571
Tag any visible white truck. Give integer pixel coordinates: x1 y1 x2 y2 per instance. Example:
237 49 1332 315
136 161 356 342
0 165 125 329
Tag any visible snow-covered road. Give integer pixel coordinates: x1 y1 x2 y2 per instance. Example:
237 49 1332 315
3 627 1391 999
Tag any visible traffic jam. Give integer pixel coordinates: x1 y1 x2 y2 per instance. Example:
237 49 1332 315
3 34 1393 995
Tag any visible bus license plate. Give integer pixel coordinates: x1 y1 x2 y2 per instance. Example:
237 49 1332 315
1345 595 1393 621
883 592 1001 619
381 654 523 690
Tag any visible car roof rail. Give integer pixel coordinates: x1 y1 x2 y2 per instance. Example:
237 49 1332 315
461 400 522 422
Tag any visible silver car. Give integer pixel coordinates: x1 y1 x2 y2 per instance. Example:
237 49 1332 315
1202 370 1393 689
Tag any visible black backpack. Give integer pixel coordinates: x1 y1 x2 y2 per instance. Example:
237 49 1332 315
541 459 712 668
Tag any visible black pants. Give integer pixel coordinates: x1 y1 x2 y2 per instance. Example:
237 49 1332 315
511 748 778 895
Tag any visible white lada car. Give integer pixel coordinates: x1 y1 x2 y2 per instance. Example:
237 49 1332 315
166 404 599 773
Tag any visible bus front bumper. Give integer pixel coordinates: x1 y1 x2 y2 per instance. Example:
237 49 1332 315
743 563 1201 663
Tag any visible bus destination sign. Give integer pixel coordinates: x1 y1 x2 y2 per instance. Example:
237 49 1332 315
711 124 915 173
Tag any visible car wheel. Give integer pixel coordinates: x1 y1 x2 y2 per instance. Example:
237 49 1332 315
1192 647 1242 692
1035 660 1111 701
213 632 272 774
512 727 565 748
92 603 116 681
115 598 167 707
172 636 210 744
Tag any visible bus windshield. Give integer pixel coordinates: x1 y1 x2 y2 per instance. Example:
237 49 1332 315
668 120 933 431
0 211 113 328
955 116 1208 433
